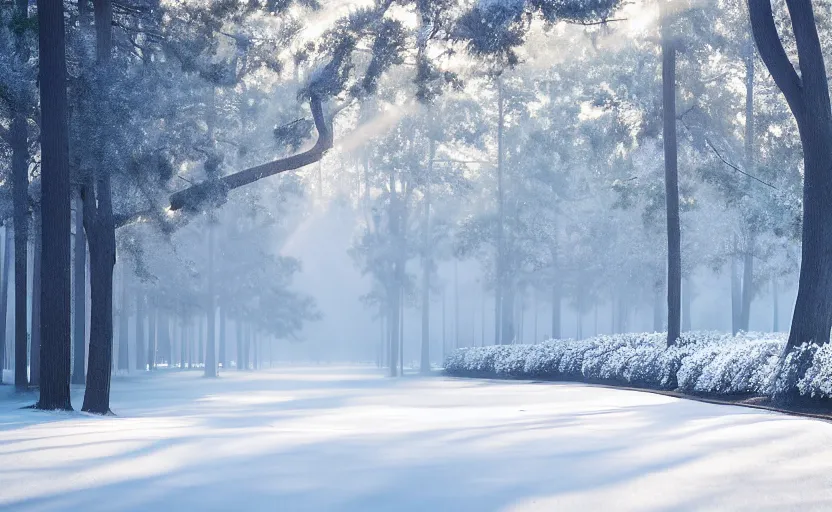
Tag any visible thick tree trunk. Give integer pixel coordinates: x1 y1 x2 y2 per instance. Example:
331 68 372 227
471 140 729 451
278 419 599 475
134 293 145 371
749 1 832 350
81 178 117 414
30 215 41 386
661 8 682 347
0 225 10 380
117 261 129 371
72 195 87 384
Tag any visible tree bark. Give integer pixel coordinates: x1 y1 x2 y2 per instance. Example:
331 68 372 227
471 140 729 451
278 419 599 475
661 7 682 347
12 0 30 393
72 194 87 384
81 0 118 414
81 178 117 414
35 0 73 410
749 1 832 349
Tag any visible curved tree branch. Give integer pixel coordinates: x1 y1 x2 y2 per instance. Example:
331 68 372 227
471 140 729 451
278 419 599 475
748 0 803 118
169 94 332 212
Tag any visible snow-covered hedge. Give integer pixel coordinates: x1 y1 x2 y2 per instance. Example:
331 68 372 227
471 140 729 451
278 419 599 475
443 331 832 399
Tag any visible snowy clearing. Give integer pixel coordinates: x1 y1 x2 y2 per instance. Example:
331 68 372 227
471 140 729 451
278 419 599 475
1 368 832 511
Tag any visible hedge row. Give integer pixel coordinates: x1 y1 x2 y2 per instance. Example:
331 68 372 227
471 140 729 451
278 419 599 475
443 331 832 399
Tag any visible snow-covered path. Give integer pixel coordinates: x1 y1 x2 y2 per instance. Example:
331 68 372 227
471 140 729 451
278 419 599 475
1 367 831 511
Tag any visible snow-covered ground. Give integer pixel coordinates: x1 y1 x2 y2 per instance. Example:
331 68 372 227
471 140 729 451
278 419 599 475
1 368 832 511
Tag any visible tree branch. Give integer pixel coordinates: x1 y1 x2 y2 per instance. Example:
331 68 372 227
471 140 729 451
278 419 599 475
169 94 333 212
748 0 803 118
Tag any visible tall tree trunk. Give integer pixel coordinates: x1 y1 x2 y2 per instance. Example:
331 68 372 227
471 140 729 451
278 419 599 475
495 77 505 346
12 0 30 393
399 287 404 373
236 320 243 370
197 313 203 366
454 259 459 349
441 290 446 358
134 292 145 371
420 139 435 374
749 1 832 351
205 223 217 377
0 225 10 381
661 6 682 348
731 235 741 335
81 178 116 414
147 305 156 370
117 261 129 371
30 216 41 387
218 304 226 369
740 234 755 331
72 194 86 383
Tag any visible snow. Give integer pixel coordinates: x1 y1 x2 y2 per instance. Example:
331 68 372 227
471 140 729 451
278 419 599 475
1 367 832 510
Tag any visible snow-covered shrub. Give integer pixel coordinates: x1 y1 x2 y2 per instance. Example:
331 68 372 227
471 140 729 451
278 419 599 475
676 332 784 395
442 331 805 398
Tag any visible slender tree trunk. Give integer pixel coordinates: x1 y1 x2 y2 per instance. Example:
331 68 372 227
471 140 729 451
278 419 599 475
236 320 243 370
218 304 226 369
117 261 129 371
454 259 459 349
12 0 30 393
72 195 86 383
205 224 217 377
653 285 663 332
661 6 681 347
420 139 435 374
772 278 779 332
441 290 446 357
731 236 741 335
399 287 404 373
197 313 203 366
501 285 515 344
740 234 755 331
134 293 145 371
147 305 156 370
495 77 506 346
0 226 10 381
30 217 41 386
